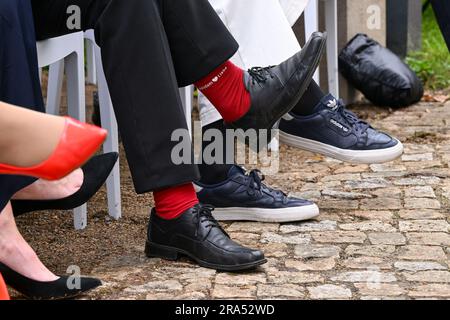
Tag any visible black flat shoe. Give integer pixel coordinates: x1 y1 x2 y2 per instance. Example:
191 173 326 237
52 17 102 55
0 263 101 300
145 204 267 272
227 32 327 140
11 152 119 216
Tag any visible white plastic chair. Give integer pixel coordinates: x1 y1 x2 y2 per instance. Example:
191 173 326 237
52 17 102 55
36 31 87 230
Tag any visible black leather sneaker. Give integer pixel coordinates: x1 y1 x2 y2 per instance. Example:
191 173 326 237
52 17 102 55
196 166 319 223
145 204 267 272
227 32 327 139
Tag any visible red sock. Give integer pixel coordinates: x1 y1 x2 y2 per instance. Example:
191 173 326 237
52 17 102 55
153 183 199 220
195 61 251 123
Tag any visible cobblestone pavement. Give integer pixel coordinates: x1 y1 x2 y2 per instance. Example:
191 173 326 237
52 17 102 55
14 100 449 301
82 101 449 300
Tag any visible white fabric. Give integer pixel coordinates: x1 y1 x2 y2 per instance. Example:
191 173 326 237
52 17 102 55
200 0 308 126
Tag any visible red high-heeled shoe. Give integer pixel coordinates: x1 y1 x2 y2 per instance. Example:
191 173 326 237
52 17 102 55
0 117 107 181
0 273 9 300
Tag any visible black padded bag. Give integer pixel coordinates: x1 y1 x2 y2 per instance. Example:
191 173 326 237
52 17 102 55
339 33 423 108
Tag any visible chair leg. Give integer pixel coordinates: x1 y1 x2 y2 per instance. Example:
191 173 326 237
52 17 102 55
85 39 97 85
95 45 122 220
65 50 88 230
179 86 193 137
305 0 320 84
324 0 339 97
46 60 64 115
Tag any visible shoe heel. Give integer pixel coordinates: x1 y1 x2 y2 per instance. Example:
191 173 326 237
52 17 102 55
0 273 10 300
145 241 179 261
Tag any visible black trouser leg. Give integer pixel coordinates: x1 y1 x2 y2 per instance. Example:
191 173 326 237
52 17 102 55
0 0 42 212
431 0 450 52
198 121 234 185
32 0 238 193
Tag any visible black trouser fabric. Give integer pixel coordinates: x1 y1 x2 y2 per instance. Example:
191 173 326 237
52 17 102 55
431 0 450 52
0 0 42 212
31 0 239 193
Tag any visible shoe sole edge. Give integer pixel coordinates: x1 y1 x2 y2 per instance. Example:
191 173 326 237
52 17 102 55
279 131 404 164
212 204 320 223
145 241 267 272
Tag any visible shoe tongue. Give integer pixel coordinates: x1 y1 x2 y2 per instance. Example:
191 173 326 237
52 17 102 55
313 94 339 113
227 165 246 178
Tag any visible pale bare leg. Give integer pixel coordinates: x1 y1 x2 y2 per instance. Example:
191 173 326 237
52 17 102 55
0 102 66 167
12 169 84 200
0 203 58 281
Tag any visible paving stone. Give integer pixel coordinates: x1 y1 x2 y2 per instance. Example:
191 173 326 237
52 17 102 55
215 273 266 285
441 186 450 202
399 220 449 232
261 232 311 245
331 271 397 283
340 221 396 232
321 190 372 200
280 221 337 234
311 231 367 244
402 271 450 283
227 233 260 247
398 245 447 261
346 211 394 221
290 191 321 200
257 284 304 298
403 144 435 154
319 200 359 210
212 285 256 299
124 280 183 293
402 153 434 162
360 198 402 210
294 245 341 259
345 245 396 258
321 173 361 182
335 165 369 174
404 198 441 209
398 210 445 220
308 285 352 300
361 172 407 179
393 176 441 186
406 232 450 246
345 178 389 190
227 222 279 233
355 283 405 297
285 258 336 271
369 233 406 245
394 261 448 272
370 164 407 172
408 284 450 298
404 186 436 198
262 243 289 258
267 272 324 284
343 257 392 270
370 187 402 198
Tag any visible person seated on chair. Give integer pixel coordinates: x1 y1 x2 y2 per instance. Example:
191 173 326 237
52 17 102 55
0 0 118 300
28 0 326 276
193 0 404 223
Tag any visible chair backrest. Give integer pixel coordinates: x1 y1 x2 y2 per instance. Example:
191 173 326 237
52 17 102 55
36 32 85 68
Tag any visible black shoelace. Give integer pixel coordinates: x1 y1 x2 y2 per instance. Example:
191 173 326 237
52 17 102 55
193 205 228 239
245 169 287 201
333 99 371 134
247 66 275 87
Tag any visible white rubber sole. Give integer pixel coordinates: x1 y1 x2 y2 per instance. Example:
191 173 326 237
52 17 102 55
212 204 320 223
279 131 404 164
